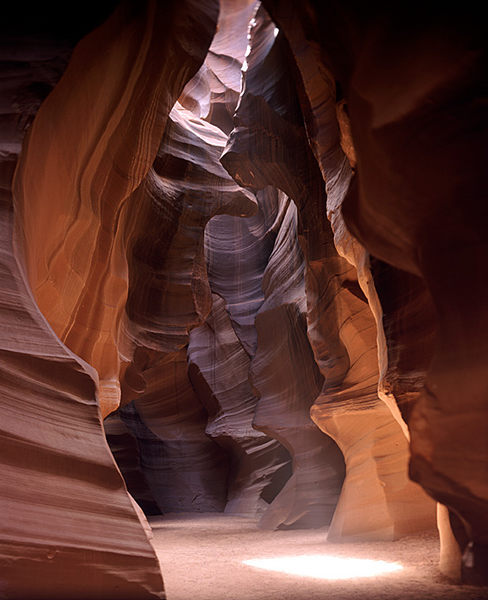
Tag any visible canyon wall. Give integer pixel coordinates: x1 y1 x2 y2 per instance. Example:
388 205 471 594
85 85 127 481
263 0 488 584
221 5 435 541
1 1 220 597
1 0 487 595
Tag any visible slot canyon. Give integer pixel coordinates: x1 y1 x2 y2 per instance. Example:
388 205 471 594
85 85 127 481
1 1 487 599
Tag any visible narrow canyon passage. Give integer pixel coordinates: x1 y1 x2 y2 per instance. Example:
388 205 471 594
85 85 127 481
151 514 486 600
1 0 488 599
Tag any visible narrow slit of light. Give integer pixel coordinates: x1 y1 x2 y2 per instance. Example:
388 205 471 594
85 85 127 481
243 555 403 580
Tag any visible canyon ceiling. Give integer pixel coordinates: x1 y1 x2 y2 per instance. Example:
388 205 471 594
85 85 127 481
0 1 487 598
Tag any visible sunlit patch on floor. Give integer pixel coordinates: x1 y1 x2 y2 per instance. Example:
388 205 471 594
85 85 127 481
243 555 404 580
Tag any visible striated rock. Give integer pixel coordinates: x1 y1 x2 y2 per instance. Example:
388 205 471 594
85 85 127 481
339 12 488 580
2 0 226 595
14 0 221 418
3 0 487 592
203 188 279 356
0 11 166 597
127 6 292 516
115 99 257 513
264 0 487 582
188 187 293 516
189 293 291 516
0 208 165 600
188 184 290 515
260 0 405 435
218 7 349 530
110 9 262 518
223 5 434 540
251 193 345 529
121 101 256 359
180 0 258 132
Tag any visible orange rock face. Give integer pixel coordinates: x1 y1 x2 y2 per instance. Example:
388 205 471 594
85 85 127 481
14 0 221 418
0 11 165 600
1 1 219 597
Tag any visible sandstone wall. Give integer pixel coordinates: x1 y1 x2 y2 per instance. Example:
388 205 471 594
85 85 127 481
2 0 487 593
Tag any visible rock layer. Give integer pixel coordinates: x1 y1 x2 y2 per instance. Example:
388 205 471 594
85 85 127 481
222 5 434 540
188 192 294 516
2 1 224 596
14 0 220 417
116 99 257 513
0 9 167 596
3 0 487 592
126 348 229 513
263 0 488 582
103 412 161 516
120 1 293 519
188 292 291 516
251 192 345 529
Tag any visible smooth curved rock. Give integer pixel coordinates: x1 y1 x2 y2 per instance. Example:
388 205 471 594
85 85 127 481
223 5 434 540
2 1 225 596
14 0 220 418
0 18 165 597
188 184 294 515
203 188 279 355
121 101 256 359
219 8 349 530
114 99 257 513
180 0 258 132
127 348 229 513
251 193 345 529
264 0 487 581
189 293 291 516
4 0 487 592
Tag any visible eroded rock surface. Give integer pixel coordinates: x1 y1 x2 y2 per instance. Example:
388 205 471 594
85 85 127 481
251 192 345 529
1 1 222 596
14 0 221 418
116 99 258 513
0 6 172 596
103 412 161 516
123 348 229 514
3 0 487 593
188 196 293 516
264 0 488 582
119 0 293 520
222 5 434 540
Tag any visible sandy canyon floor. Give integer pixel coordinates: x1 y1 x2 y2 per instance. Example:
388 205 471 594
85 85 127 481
150 514 488 600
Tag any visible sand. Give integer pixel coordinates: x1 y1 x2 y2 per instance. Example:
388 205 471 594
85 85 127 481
150 513 488 600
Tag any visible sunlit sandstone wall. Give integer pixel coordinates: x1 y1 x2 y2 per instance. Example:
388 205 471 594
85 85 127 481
106 0 276 517
118 0 296 518
4 0 486 591
14 0 220 418
250 190 346 529
115 99 257 513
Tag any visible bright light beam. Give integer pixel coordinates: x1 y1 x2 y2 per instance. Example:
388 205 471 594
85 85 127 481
243 555 403 580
